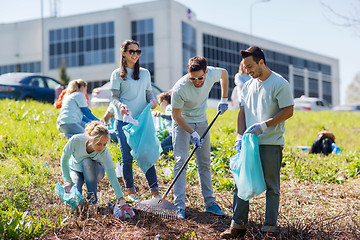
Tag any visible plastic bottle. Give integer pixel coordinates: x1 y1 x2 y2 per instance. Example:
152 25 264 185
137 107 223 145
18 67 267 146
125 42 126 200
331 143 343 154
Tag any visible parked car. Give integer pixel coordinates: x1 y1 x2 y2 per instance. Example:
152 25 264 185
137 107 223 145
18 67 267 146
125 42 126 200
294 96 331 111
332 104 360 112
90 81 164 106
0 72 64 103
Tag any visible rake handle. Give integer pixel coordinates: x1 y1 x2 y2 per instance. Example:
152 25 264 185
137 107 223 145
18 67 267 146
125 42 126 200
160 111 221 202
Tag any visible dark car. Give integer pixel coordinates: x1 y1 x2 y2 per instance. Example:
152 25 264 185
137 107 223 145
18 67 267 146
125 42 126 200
90 81 163 106
0 72 63 103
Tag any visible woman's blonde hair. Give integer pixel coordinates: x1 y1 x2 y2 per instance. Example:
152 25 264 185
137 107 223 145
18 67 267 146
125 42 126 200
66 79 87 95
238 60 247 75
84 121 109 143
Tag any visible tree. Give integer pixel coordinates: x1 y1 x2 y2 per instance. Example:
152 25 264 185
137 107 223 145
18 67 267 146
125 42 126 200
58 59 70 86
346 72 360 104
322 0 360 36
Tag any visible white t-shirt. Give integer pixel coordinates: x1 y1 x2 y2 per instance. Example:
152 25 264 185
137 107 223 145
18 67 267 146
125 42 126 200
110 67 152 120
171 66 222 123
240 72 294 145
57 91 87 125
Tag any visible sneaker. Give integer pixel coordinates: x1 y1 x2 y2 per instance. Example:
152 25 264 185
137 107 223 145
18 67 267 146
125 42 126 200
220 227 246 239
176 207 185 219
205 203 226 216
126 193 141 203
86 204 98 218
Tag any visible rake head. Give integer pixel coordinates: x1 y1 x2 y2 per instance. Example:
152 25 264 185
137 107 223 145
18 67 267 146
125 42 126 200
133 198 178 218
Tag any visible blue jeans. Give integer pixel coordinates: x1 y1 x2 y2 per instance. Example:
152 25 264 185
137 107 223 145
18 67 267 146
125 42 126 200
58 121 86 138
231 145 283 233
69 158 105 204
161 135 173 154
115 120 159 192
172 121 216 209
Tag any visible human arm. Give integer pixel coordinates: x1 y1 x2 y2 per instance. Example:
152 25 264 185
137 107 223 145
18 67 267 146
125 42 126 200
217 69 229 114
80 107 99 121
60 140 74 193
146 90 157 109
102 110 114 123
172 107 202 147
234 106 246 152
248 105 294 135
111 89 129 116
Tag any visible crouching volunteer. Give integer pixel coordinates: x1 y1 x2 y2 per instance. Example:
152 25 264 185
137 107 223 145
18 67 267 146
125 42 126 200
60 121 134 218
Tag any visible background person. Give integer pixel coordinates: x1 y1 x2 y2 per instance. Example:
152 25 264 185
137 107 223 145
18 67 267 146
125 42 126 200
101 102 118 143
57 79 99 138
221 46 294 239
110 39 160 203
60 121 134 218
171 56 229 219
152 91 173 154
232 60 251 107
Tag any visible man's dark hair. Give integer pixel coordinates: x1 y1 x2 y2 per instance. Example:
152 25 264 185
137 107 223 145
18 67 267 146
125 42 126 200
240 46 266 65
187 56 207 72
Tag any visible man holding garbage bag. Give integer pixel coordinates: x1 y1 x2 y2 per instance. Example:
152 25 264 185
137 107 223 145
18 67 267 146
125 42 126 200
221 46 294 239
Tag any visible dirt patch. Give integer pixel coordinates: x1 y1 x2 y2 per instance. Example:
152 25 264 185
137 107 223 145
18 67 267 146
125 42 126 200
38 171 360 239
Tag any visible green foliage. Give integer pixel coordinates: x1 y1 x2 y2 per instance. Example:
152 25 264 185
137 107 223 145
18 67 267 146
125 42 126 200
0 208 48 239
1 99 360 238
58 59 70 85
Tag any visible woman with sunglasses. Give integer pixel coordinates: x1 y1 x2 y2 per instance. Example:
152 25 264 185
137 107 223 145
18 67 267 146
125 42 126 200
110 40 160 203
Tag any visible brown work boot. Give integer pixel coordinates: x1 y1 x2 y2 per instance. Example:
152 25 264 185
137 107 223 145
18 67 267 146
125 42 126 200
220 227 246 239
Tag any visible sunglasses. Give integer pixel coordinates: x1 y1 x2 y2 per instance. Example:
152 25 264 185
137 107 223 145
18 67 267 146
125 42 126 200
189 75 205 81
128 49 142 55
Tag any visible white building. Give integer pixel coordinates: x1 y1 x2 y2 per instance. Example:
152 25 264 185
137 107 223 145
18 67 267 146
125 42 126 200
0 0 340 105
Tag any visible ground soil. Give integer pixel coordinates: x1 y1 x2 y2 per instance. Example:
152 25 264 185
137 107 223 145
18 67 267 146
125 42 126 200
38 170 360 240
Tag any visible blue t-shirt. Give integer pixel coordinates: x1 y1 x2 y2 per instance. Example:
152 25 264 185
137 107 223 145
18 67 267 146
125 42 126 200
57 91 87 126
240 72 294 145
110 67 152 120
171 66 222 123
60 134 124 199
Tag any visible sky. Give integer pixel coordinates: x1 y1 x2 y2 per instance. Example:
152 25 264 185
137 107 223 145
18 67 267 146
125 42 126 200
0 0 359 104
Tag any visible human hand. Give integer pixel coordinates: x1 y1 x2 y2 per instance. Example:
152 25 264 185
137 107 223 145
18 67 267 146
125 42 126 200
234 134 243 153
247 121 267 135
63 181 73 193
113 199 135 219
217 97 229 115
120 105 129 116
150 99 157 109
152 110 162 117
191 131 203 148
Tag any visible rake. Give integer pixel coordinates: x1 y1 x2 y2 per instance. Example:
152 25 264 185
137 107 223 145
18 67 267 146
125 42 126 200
134 111 221 218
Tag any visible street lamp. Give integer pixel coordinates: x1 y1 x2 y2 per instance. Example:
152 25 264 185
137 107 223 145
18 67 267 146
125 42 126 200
250 0 270 36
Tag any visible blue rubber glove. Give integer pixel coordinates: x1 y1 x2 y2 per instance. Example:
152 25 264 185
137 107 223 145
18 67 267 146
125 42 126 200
191 131 203 148
234 134 243 153
217 97 229 115
247 121 267 135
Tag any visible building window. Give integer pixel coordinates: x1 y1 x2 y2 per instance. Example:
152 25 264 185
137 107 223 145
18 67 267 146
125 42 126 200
182 22 197 75
203 34 246 100
322 81 332 104
294 75 305 98
309 78 319 97
48 21 115 70
0 61 41 75
131 18 155 82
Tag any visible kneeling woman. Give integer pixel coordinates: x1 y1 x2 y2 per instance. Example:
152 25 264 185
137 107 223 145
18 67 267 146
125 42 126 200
60 121 133 217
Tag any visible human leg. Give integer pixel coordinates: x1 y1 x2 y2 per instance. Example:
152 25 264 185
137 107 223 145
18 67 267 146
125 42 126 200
145 165 159 194
81 158 105 204
259 145 283 233
193 121 216 208
161 135 173 154
172 122 191 210
59 123 85 138
70 169 85 194
115 120 136 193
